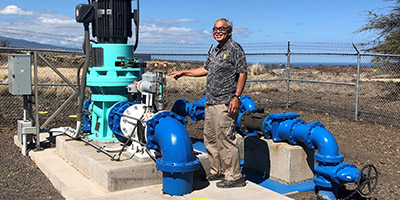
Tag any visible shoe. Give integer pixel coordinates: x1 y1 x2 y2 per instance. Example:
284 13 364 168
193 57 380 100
216 177 246 188
206 174 225 181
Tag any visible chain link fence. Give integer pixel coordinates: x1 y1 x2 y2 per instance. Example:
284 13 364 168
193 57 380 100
1 42 399 130
0 48 85 127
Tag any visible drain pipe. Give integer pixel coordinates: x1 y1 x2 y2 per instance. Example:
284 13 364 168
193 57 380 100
74 23 91 139
146 111 200 196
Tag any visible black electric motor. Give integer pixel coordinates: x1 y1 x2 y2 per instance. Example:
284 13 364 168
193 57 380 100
76 0 138 44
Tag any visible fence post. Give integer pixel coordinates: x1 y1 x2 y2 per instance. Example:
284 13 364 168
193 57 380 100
286 41 291 108
352 43 360 121
33 51 41 151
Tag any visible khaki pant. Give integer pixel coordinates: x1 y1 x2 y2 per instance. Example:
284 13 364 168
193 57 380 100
204 104 241 181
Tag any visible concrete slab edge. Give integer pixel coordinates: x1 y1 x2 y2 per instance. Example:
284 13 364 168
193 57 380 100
29 148 108 200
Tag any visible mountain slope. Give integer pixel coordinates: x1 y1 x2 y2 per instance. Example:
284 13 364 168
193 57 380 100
0 36 80 51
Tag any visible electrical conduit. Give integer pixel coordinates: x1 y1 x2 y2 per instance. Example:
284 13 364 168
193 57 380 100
74 24 91 139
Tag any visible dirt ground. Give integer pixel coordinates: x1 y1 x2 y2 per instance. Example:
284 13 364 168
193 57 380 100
0 106 399 200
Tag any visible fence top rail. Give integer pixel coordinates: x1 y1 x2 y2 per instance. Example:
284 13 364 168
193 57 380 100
0 47 83 54
1 47 400 58
360 53 400 57
137 53 208 57
139 52 400 57
290 52 358 56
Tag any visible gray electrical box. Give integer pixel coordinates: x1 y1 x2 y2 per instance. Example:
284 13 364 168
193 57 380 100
8 54 32 95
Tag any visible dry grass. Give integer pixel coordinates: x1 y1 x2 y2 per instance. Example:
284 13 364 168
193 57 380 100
1 62 399 101
0 66 79 96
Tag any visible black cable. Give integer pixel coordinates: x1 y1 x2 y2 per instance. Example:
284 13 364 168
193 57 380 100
145 148 157 162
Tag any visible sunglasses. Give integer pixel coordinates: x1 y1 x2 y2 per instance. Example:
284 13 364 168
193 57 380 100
212 26 229 32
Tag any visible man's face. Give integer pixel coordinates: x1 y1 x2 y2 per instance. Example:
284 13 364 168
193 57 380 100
213 20 232 44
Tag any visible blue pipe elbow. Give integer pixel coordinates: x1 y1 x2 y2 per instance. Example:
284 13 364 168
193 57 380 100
309 126 343 164
146 111 200 196
171 96 206 123
237 96 258 130
276 119 344 164
239 96 257 112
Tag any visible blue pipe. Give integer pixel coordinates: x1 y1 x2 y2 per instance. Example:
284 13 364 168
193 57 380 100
172 95 363 200
146 111 200 196
275 119 344 164
171 96 206 123
269 116 359 199
170 95 257 127
107 103 200 195
237 96 257 135
82 98 92 132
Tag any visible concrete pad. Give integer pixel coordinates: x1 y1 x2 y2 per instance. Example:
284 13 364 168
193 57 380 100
55 135 211 192
56 135 162 192
244 136 314 184
29 146 293 200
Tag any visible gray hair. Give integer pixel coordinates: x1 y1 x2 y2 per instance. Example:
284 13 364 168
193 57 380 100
216 18 233 30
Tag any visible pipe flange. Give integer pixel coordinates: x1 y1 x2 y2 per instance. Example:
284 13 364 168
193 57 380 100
306 122 325 135
146 111 188 151
262 115 273 137
146 111 188 137
108 101 137 136
304 122 324 149
287 119 306 145
156 157 200 173
315 152 344 164
313 174 332 188
189 104 203 123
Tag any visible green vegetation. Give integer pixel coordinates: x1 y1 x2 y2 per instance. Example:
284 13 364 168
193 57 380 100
0 40 10 47
359 0 400 54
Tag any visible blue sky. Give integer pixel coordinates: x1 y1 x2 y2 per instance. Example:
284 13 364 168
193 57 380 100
0 0 395 50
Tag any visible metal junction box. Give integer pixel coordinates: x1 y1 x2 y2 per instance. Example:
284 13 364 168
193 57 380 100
8 54 32 95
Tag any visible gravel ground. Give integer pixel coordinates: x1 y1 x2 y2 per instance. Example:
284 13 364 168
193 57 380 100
0 107 399 200
0 126 64 200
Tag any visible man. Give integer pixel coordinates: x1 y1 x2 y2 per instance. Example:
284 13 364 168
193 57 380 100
168 18 247 188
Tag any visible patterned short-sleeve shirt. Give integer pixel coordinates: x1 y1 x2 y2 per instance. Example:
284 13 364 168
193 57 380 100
204 38 247 105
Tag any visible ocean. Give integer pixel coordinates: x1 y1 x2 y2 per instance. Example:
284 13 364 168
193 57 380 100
253 62 372 67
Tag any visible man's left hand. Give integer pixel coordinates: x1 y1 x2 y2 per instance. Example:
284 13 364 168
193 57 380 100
229 97 240 114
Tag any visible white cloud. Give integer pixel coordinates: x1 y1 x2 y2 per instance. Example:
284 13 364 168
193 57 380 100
0 5 217 48
37 16 76 25
149 18 198 26
0 5 84 48
0 5 33 15
138 22 211 44
233 26 251 38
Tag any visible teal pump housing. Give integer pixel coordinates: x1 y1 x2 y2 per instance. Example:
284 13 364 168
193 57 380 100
75 0 142 141
86 44 142 141
75 0 201 196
